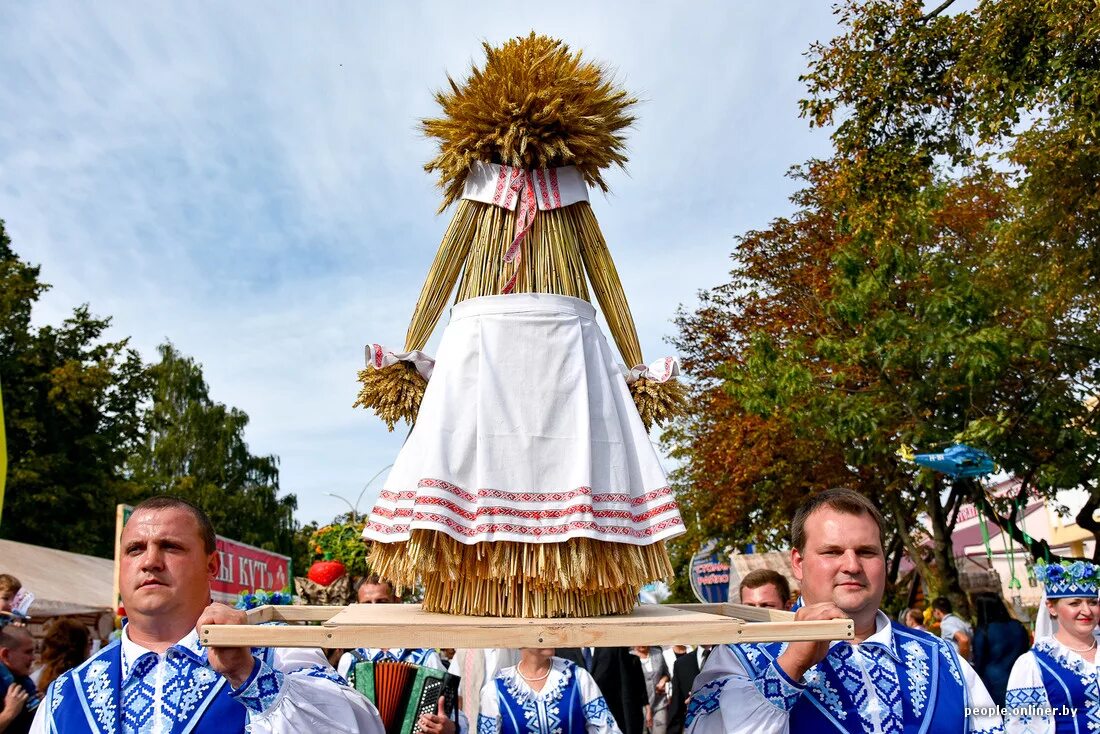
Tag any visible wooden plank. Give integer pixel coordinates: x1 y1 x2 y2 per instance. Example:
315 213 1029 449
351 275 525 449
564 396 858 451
271 606 345 622
111 504 126 619
670 603 796 623
244 606 276 624
201 604 853 649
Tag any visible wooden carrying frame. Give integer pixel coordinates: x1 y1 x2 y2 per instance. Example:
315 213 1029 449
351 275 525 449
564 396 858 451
200 603 853 649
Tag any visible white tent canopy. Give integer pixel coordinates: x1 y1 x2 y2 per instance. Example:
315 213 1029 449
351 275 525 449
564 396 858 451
0 538 114 617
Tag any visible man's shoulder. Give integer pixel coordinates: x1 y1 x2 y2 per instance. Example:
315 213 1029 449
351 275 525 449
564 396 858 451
673 652 696 673
891 619 952 648
941 614 972 632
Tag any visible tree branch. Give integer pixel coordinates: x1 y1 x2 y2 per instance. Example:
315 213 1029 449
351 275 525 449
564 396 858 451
921 0 959 22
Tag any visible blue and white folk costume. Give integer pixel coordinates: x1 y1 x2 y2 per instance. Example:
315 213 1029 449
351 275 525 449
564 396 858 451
29 626 383 734
477 658 621 734
1003 637 1099 734
1004 560 1100 734
685 611 1004 734
336 647 445 679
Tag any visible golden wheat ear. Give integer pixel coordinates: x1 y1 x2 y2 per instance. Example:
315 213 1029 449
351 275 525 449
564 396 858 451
422 32 637 211
353 361 427 431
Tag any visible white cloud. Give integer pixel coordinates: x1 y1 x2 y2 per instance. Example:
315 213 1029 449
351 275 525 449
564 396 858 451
0 1 838 525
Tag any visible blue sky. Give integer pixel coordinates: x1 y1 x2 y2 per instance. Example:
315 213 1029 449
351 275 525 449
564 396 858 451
0 2 838 526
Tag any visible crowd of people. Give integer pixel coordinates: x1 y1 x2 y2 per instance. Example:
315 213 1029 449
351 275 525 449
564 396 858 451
1 491 1097 733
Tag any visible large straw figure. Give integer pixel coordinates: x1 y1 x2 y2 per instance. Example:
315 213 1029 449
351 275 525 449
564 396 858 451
355 34 687 617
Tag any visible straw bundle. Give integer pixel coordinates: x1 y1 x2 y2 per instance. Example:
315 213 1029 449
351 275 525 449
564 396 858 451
353 361 426 431
367 532 674 617
423 33 636 211
360 34 684 616
631 377 689 432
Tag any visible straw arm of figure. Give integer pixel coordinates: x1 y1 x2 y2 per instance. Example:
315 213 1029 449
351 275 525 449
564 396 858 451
571 205 643 367
405 201 479 351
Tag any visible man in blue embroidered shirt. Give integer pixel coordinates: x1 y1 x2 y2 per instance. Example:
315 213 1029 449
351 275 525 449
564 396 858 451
685 488 1004 734
30 496 384 734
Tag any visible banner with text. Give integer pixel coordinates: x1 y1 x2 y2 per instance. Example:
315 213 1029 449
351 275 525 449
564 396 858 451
689 539 731 604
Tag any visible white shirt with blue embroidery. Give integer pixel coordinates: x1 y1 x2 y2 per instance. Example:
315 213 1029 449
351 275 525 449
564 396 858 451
478 658 621 734
1004 636 1100 734
336 647 446 679
29 627 383 734
685 611 1003 734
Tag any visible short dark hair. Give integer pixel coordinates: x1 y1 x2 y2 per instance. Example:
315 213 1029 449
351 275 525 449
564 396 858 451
739 569 791 604
355 575 393 593
791 488 886 553
356 576 391 594
131 496 217 554
931 596 953 614
0 625 31 650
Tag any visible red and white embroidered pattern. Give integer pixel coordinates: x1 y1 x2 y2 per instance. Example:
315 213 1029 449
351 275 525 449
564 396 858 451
481 164 571 295
367 515 685 540
385 480 675 507
368 477 684 544
372 497 680 523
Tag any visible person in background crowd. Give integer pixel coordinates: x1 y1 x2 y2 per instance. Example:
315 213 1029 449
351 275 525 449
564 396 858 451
0 578 22 630
337 576 451 734
336 576 445 675
904 608 927 631
633 646 670 734
971 592 1030 706
568 647 649 734
667 645 711 734
478 648 621 734
1005 560 1100 733
30 618 90 693
0 625 38 734
685 487 1001 734
451 648 521 733
738 570 791 610
31 495 382 733
932 595 974 662
661 646 689 679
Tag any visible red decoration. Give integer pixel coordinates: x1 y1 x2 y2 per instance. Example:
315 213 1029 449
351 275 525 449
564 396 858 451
307 559 346 586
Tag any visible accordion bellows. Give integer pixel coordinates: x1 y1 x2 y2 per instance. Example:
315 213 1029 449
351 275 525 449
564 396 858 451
350 660 458 734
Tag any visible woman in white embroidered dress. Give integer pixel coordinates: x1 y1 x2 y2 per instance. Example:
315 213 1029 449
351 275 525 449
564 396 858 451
478 648 621 734
1004 560 1100 734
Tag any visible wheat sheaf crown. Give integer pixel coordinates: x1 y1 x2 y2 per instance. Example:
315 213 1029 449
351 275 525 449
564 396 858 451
422 32 638 211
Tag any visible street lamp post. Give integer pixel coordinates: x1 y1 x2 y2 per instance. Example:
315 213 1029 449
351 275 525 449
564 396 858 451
325 463 395 524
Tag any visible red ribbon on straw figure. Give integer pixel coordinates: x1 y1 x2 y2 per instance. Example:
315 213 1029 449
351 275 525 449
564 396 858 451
463 162 588 295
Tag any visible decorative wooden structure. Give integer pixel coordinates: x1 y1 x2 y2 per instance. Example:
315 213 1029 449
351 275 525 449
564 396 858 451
200 603 853 649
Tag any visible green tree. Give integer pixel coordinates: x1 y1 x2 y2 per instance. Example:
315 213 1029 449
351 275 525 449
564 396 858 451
670 0 1100 612
127 343 298 556
0 221 150 557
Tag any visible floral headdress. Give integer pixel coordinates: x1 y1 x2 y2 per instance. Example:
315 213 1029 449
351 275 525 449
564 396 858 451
1034 560 1100 599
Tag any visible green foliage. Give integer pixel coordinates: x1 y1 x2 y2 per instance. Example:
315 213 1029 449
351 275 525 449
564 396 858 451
671 0 1100 607
0 221 300 559
291 520 320 581
126 343 298 557
0 220 151 556
308 521 370 578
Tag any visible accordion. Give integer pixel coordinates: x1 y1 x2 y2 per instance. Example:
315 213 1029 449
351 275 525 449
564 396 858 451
349 659 460 734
